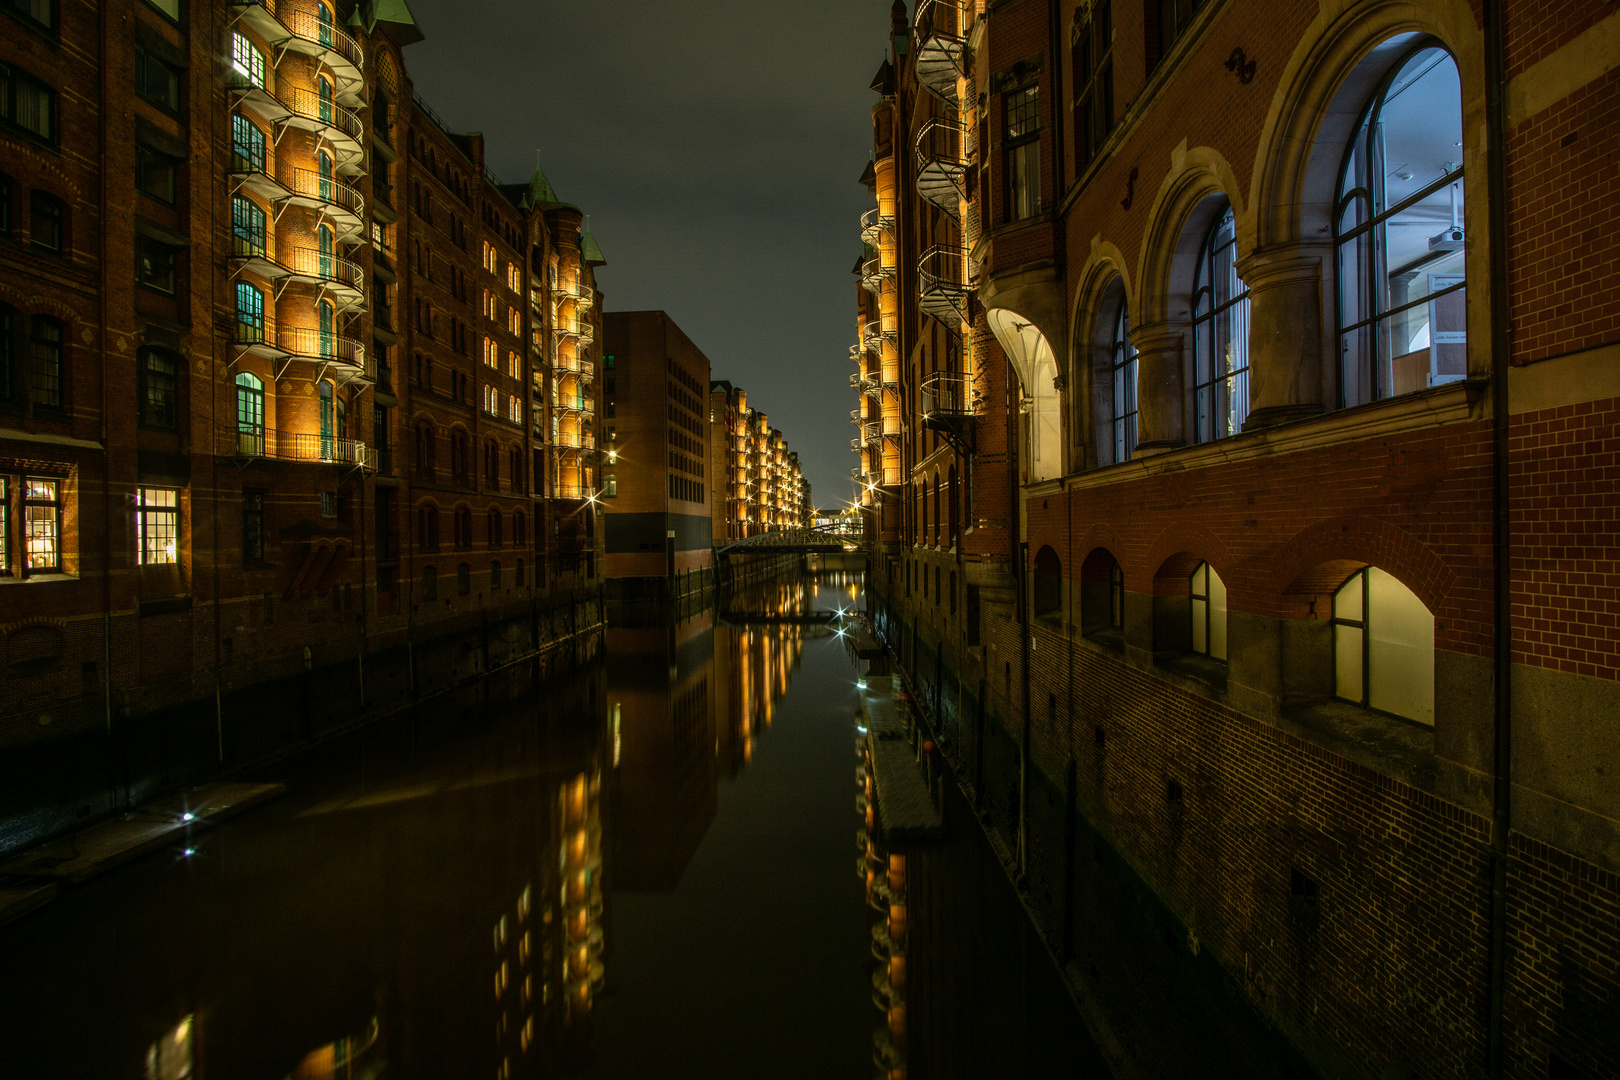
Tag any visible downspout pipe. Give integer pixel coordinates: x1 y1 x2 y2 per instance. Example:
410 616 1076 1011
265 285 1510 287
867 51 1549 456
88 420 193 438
1013 367 1030 881
1483 0 1514 1075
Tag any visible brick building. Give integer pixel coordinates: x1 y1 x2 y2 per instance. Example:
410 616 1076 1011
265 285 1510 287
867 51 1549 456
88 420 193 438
854 2 1618 1078
709 378 811 544
0 0 606 851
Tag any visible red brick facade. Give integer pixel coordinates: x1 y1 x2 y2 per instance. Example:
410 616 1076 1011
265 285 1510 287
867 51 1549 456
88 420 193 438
857 2 1620 1077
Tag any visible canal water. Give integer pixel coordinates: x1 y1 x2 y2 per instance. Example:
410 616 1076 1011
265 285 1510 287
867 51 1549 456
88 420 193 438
0 570 1103 1079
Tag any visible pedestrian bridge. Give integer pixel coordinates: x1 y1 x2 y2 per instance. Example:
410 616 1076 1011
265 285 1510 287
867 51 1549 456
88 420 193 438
715 523 862 560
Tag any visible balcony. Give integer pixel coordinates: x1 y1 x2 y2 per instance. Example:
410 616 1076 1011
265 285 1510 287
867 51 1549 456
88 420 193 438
218 425 377 471
915 115 968 222
860 255 893 297
862 317 896 357
281 167 366 242
279 326 372 384
849 343 867 364
863 421 883 445
231 0 367 106
230 238 366 311
914 0 969 106
860 207 893 247
230 77 366 176
919 245 971 326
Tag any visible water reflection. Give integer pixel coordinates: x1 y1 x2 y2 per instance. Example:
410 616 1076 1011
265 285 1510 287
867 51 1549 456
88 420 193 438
0 569 1098 1078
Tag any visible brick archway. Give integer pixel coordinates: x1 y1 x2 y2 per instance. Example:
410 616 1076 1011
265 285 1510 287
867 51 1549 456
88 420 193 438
1270 515 1457 617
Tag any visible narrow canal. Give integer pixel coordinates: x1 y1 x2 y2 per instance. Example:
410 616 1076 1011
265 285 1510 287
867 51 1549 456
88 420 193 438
0 570 1103 1079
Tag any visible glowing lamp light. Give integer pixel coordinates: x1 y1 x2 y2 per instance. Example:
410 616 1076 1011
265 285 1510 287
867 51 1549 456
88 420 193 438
182 847 196 858
181 812 194 822
856 680 868 691
856 725 868 734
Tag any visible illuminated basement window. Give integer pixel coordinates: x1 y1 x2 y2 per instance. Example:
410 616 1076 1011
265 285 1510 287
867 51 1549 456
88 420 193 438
1332 567 1434 725
1189 561 1227 660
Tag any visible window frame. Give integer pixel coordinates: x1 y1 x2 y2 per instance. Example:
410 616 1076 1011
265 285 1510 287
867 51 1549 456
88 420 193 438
0 62 58 145
231 113 267 174
1330 566 1435 726
1107 303 1138 464
1003 84 1041 223
135 235 179 295
29 190 64 254
27 315 63 411
1191 202 1251 443
23 475 61 574
136 486 180 566
4 0 57 34
139 346 180 429
242 489 265 564
1188 561 1227 661
134 47 182 114
231 32 266 90
1333 41 1467 409
1071 1 1114 177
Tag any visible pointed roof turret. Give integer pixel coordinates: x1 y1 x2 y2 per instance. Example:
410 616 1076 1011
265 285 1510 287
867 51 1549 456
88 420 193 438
582 217 607 266
363 0 424 45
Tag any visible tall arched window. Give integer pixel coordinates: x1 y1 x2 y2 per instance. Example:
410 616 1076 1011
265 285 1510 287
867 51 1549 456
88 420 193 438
28 316 64 409
235 282 264 343
317 297 335 357
317 75 334 124
1336 41 1465 408
317 224 334 280
947 464 958 546
1108 303 1138 463
1189 561 1227 660
318 381 335 458
488 508 502 549
1332 566 1434 724
234 372 264 455
231 33 266 88
231 195 265 257
417 504 439 550
415 421 435 475
316 1 335 45
317 149 334 202
1192 203 1250 441
931 473 940 546
231 114 266 174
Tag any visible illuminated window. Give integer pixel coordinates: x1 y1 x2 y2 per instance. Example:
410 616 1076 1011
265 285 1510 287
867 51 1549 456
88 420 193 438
1192 203 1250 441
1332 567 1434 724
234 373 264 455
1189 561 1227 660
231 195 265 257
23 477 59 572
1336 43 1466 406
234 283 264 344
137 487 179 565
230 32 265 89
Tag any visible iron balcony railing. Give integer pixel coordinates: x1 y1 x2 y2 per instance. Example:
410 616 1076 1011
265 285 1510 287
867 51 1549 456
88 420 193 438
275 84 363 143
285 166 365 219
278 327 372 381
863 421 883 444
919 244 972 326
916 114 968 221
860 255 893 296
921 370 975 419
282 8 364 73
860 207 894 247
220 426 377 470
230 238 364 292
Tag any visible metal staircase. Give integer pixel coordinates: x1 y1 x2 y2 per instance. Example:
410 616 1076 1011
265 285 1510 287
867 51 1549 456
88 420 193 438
921 370 976 454
919 245 972 326
914 0 969 106
915 114 968 221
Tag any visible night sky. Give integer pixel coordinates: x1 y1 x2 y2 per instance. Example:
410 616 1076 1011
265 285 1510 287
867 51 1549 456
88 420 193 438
402 0 893 511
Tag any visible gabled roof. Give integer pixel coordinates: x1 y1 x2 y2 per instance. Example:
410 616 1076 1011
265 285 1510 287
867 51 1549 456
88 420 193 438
582 217 607 266
858 160 877 189
870 59 894 96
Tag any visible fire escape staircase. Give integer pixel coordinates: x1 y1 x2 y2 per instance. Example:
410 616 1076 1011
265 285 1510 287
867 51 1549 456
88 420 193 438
921 370 976 455
914 0 969 106
919 245 972 326
915 114 968 222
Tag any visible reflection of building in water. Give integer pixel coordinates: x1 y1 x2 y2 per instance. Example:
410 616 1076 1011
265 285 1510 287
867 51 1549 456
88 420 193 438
144 1016 194 1080
860 748 909 1079
284 1018 383 1080
609 608 718 891
714 622 806 776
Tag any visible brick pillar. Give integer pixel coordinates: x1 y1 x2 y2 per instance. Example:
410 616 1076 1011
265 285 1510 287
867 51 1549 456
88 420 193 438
1132 322 1186 453
1236 244 1329 429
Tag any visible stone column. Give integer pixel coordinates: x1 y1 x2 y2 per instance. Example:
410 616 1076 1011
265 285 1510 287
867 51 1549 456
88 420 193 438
1236 245 1330 429
1130 322 1187 454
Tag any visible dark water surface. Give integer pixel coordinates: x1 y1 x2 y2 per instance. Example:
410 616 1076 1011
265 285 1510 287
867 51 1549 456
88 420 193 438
0 571 1101 1079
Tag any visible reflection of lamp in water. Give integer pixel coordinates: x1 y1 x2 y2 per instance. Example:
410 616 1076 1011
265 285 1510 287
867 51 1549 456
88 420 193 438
145 1015 193 1080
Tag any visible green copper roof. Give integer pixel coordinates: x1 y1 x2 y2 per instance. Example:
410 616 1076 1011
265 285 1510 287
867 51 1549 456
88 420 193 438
582 217 606 266
370 0 423 44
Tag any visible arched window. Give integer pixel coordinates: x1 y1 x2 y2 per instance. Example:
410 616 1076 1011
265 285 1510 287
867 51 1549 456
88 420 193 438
234 282 264 343
231 195 265 257
1033 545 1062 621
1332 567 1434 724
317 75 334 124
1108 304 1138 463
456 561 471 596
421 564 437 600
947 464 958 545
490 560 502 588
234 372 264 455
1336 41 1465 407
515 558 525 586
317 224 334 280
140 348 179 429
318 381 335 458
1189 561 1227 660
1079 548 1125 641
513 511 527 545
317 297 335 357
931 473 940 546
488 508 502 549
416 504 439 550
231 114 266 173
316 1 335 45
1192 203 1250 441
231 32 266 88
454 506 472 549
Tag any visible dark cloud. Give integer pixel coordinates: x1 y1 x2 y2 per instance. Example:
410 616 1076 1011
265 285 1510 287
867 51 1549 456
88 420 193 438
402 0 891 508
